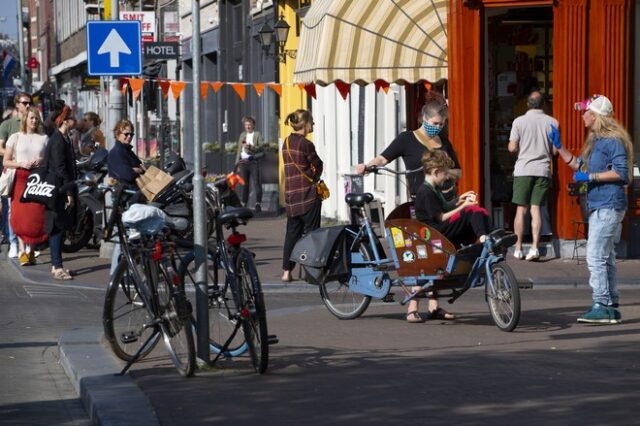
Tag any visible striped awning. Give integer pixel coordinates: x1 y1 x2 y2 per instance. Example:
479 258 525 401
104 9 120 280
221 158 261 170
293 0 448 85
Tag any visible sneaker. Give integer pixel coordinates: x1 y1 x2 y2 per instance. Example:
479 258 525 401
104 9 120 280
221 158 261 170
513 249 524 260
254 203 262 213
525 248 540 261
577 302 618 324
8 244 18 259
33 250 40 258
608 306 622 324
19 252 30 266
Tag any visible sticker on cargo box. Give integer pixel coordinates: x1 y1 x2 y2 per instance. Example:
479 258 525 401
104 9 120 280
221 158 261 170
432 239 443 254
416 245 428 259
391 228 405 248
402 250 415 263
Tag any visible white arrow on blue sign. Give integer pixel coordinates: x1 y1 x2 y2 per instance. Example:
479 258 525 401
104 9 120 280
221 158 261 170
87 21 142 76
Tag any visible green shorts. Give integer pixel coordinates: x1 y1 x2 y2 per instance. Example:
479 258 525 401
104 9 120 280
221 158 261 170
512 176 550 206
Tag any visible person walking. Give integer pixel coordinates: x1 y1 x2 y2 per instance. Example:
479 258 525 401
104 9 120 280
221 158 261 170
281 109 324 283
553 94 633 324
236 116 263 212
508 90 558 261
356 97 460 197
0 92 33 258
44 105 78 280
2 106 48 265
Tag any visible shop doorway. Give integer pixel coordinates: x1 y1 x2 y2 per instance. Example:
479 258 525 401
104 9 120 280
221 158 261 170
484 6 553 236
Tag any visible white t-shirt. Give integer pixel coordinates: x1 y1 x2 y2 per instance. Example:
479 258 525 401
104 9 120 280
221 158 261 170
241 132 255 160
510 109 558 178
6 132 48 165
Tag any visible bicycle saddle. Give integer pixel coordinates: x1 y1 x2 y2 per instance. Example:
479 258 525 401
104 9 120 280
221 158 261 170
345 192 374 207
217 207 253 226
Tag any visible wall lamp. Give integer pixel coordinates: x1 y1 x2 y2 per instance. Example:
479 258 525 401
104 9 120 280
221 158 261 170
258 14 296 63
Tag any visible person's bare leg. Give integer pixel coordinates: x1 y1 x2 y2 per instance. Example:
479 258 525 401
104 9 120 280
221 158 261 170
513 205 528 252
18 237 25 254
529 205 542 251
406 287 422 322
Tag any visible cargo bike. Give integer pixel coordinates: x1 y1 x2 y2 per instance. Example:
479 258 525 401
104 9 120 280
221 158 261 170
291 166 521 332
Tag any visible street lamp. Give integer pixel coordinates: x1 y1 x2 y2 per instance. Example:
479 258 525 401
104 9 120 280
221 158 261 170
258 14 296 63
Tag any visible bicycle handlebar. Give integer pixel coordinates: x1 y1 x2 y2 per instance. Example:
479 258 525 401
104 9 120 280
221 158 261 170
364 165 423 175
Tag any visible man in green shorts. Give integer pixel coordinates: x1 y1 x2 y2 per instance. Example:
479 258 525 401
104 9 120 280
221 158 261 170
508 91 558 261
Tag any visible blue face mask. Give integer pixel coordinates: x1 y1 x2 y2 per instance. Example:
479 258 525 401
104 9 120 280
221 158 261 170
423 121 442 137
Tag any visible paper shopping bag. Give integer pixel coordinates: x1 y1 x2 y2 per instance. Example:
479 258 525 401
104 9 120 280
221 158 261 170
136 165 173 201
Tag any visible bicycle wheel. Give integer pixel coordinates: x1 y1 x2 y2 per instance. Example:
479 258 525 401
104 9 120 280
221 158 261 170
486 262 521 332
103 257 158 361
319 238 372 320
178 251 247 357
235 248 269 374
156 265 196 377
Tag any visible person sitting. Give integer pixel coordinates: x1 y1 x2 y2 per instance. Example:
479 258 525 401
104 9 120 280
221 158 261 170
406 149 492 323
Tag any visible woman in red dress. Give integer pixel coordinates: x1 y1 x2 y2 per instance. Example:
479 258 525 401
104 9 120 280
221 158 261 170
3 106 48 265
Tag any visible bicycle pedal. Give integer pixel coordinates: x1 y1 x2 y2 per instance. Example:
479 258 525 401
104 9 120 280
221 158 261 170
382 293 395 303
120 331 138 344
268 335 279 345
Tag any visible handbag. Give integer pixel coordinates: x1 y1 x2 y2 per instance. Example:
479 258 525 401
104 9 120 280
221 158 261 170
285 137 330 201
20 166 58 209
0 167 16 197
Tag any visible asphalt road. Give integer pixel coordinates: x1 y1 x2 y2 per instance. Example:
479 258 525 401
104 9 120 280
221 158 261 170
3 250 640 425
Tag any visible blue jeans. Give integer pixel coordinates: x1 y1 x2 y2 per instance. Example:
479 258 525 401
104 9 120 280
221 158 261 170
49 226 64 268
586 208 625 306
2 196 17 245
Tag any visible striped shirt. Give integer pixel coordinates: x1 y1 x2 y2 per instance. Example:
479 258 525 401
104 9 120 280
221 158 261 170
282 133 324 217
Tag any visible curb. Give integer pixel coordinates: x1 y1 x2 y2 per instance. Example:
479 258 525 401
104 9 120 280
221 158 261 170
58 327 159 426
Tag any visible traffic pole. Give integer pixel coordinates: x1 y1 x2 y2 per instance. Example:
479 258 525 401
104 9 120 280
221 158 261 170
191 0 209 365
16 0 27 92
106 0 123 149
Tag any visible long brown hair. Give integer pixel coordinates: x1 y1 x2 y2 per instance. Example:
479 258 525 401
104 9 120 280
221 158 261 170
581 114 634 182
285 109 312 132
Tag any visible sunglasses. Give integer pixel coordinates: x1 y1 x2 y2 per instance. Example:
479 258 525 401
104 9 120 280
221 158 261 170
122 132 134 138
18 101 32 106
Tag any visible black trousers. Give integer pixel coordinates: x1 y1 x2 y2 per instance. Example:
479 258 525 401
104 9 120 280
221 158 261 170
282 198 322 271
237 160 262 205
440 206 491 246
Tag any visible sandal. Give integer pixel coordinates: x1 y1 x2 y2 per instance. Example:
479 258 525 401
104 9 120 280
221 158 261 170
427 308 456 320
52 268 73 281
52 268 75 277
406 311 424 323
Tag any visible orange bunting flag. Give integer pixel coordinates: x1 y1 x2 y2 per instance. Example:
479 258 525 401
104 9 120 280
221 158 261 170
121 83 128 97
158 79 171 99
230 83 246 101
128 78 145 101
253 83 265 97
296 83 305 91
423 81 432 91
304 83 317 100
200 82 210 100
210 81 224 93
170 81 186 100
374 79 390 94
267 83 282 96
334 80 350 100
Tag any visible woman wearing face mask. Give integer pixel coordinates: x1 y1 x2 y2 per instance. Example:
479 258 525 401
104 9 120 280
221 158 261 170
356 98 461 196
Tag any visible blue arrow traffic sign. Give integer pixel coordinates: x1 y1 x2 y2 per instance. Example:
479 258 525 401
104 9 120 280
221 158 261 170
87 21 142 76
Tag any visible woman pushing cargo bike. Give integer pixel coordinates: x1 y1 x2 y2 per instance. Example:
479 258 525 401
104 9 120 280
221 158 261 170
290 149 521 332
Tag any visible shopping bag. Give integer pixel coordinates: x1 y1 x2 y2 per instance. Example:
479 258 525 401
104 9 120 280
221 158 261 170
20 167 58 209
136 165 174 201
0 167 16 197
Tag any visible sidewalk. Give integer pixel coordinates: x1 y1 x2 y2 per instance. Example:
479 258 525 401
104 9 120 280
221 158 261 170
7 214 640 425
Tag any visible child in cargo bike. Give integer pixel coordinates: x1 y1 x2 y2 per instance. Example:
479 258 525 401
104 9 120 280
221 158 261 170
406 149 492 323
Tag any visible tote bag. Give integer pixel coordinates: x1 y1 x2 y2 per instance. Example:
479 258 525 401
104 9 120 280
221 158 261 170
20 166 58 210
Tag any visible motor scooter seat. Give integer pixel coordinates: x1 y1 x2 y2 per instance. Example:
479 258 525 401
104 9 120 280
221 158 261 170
162 203 190 217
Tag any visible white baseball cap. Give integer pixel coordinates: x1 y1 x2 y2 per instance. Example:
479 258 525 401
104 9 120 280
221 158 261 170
575 94 613 116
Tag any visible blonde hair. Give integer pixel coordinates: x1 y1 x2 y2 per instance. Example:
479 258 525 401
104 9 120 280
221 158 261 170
20 106 43 134
285 109 312 131
421 149 454 174
113 119 134 139
581 114 634 182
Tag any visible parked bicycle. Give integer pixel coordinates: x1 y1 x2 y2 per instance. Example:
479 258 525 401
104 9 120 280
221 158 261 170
178 172 274 373
290 166 521 332
102 185 196 376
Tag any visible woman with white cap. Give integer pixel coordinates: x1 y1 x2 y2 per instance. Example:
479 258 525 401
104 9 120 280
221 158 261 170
550 94 634 324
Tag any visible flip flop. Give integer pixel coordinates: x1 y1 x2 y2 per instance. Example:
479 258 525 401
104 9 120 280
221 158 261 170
427 308 456 320
406 311 424 323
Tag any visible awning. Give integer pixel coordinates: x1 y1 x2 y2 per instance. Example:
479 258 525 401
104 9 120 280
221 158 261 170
293 0 448 85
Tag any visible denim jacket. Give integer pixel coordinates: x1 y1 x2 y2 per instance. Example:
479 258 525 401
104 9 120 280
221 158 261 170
581 137 628 211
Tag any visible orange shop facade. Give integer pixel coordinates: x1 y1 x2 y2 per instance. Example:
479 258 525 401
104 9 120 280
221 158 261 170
446 0 639 254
